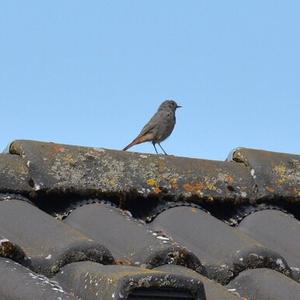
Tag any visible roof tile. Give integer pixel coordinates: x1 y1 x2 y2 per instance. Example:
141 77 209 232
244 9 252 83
238 209 300 279
1 139 300 299
65 203 203 271
150 206 292 283
54 261 206 300
156 265 242 300
230 148 300 200
0 154 31 194
0 258 75 300
227 268 300 300
0 198 114 276
9 140 254 203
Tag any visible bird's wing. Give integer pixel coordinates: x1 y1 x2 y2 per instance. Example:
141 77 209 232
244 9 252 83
138 110 164 137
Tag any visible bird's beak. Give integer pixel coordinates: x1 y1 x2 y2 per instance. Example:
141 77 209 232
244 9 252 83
176 105 182 108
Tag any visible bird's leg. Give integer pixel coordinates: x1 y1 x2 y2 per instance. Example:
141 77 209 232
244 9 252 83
158 143 168 155
152 142 159 154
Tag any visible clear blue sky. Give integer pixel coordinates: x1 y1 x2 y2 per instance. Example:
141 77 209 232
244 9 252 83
1 1 299 160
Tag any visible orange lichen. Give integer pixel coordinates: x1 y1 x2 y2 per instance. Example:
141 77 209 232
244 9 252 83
224 175 234 184
52 144 65 153
88 150 100 157
266 186 275 193
63 154 77 166
154 187 162 193
183 181 217 193
115 258 132 265
183 183 205 193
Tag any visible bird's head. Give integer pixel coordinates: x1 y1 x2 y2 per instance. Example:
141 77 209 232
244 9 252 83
159 100 182 111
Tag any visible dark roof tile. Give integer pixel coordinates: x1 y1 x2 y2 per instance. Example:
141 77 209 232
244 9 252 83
238 209 300 278
9 140 254 203
0 198 114 276
1 139 300 299
54 261 206 300
156 265 241 300
150 206 292 283
0 258 75 300
230 148 300 200
227 268 300 300
0 154 31 194
64 203 203 271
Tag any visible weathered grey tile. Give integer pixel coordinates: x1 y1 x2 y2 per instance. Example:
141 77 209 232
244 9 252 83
227 268 300 300
55 261 206 300
229 147 300 200
0 199 114 276
150 206 292 283
156 265 242 300
10 140 254 203
0 258 75 300
65 203 203 271
238 210 300 279
0 154 31 194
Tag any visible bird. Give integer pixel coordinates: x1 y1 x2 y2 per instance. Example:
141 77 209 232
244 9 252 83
123 100 181 155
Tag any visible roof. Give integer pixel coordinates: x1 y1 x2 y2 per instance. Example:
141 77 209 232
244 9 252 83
0 139 300 300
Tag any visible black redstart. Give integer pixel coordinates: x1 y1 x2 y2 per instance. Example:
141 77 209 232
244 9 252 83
123 100 181 155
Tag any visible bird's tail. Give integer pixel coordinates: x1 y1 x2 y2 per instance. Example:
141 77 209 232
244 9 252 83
122 141 136 151
122 133 153 151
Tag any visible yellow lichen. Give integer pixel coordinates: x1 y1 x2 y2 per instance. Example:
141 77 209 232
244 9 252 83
294 188 300 197
169 178 178 189
273 164 288 184
147 178 157 186
206 182 217 191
